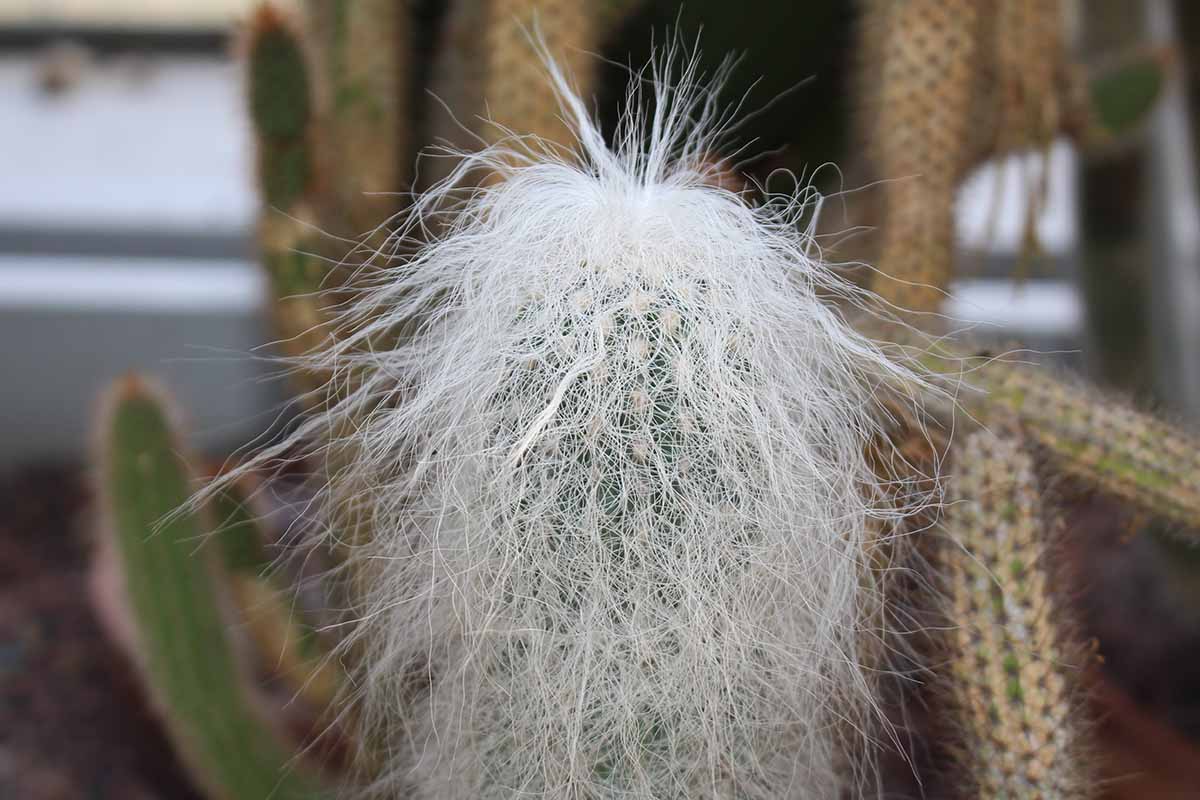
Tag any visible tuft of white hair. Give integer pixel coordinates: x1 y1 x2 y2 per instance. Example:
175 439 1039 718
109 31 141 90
240 50 934 800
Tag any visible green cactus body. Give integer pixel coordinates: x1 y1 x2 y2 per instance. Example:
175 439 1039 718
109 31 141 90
941 429 1092 798
247 8 337 402
97 378 325 800
997 369 1200 532
479 283 739 790
249 6 313 212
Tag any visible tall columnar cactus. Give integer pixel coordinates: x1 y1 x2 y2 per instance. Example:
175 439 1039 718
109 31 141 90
425 0 626 189
940 429 1094 798
862 0 982 313
482 0 593 144
855 0 1169 313
304 0 411 237
92 378 328 800
247 6 334 401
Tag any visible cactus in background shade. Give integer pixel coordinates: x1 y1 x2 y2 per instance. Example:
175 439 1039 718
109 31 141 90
940 429 1094 798
595 0 646 43
977 365 1200 533
94 377 327 800
425 0 603 189
304 0 411 237
856 0 1169 314
210 481 341 713
482 0 593 144
862 0 982 313
247 6 335 403
898 333 1200 535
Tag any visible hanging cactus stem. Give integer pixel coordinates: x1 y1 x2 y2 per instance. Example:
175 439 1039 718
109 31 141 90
940 429 1093 797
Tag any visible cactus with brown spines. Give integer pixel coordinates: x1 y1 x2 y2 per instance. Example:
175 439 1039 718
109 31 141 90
303 0 411 238
856 0 1170 313
423 0 609 191
862 0 984 313
939 428 1094 798
976 364 1200 533
893 337 1200 535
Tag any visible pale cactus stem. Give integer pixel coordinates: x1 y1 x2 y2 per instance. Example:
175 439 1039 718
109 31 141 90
856 1 1104 313
892 331 1200 534
980 366 1200 533
426 0 597 183
481 0 594 145
941 429 1094 798
865 0 982 313
304 0 410 237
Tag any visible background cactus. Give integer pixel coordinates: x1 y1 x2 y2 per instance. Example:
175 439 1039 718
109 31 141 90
210 478 342 717
247 6 335 402
939 429 1094 798
93 377 327 800
856 0 1172 314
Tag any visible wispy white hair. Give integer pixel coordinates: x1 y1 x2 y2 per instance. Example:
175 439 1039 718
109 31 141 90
236 50 933 800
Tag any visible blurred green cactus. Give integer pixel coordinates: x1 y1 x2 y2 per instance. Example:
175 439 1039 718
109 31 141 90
94 377 328 800
210 478 342 714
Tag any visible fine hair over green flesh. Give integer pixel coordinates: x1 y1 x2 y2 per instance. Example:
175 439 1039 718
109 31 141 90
216 51 937 799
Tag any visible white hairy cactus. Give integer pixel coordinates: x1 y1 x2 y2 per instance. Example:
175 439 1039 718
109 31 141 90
237 53 934 800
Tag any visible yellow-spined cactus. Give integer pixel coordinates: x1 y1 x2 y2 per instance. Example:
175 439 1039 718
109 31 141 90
941 429 1094 798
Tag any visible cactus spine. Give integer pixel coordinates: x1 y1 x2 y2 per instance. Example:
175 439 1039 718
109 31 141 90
941 428 1093 798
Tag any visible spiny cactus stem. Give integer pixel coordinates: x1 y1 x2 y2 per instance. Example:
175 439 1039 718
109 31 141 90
886 333 1200 535
941 428 1093 797
247 6 338 405
304 0 409 237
